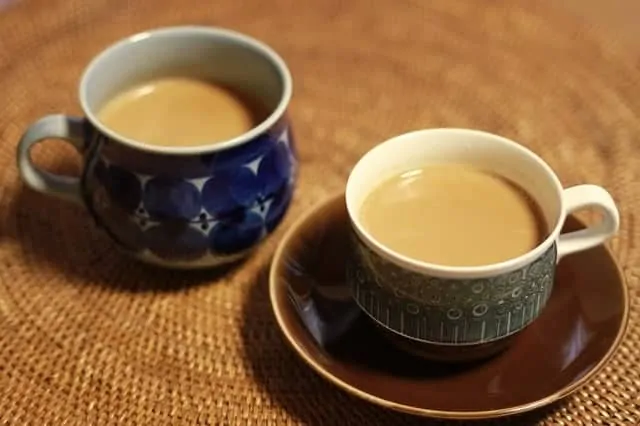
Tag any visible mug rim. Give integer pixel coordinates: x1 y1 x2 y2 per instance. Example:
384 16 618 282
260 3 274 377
345 128 566 279
78 25 293 156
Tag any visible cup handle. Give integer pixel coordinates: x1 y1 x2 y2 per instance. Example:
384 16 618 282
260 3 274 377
557 184 620 261
17 114 86 205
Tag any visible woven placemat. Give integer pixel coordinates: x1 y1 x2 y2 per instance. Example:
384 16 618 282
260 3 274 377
0 0 639 424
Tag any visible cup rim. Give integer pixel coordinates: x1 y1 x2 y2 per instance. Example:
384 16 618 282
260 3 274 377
345 128 566 279
78 25 293 156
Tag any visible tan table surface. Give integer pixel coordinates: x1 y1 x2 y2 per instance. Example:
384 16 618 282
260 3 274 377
0 0 638 424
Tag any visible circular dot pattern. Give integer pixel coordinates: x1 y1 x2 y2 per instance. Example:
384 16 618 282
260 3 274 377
92 131 295 261
143 177 202 220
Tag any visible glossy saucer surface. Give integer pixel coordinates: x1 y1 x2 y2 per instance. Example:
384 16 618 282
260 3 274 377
270 193 629 419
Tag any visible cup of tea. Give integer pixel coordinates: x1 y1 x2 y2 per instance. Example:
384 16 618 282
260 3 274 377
17 26 297 269
345 129 619 361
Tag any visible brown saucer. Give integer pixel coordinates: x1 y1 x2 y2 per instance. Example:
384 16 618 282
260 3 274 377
269 193 629 420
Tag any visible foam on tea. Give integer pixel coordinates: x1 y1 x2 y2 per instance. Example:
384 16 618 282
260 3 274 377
359 163 548 267
97 76 268 147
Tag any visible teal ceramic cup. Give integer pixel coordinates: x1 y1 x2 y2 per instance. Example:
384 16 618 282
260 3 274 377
345 129 619 361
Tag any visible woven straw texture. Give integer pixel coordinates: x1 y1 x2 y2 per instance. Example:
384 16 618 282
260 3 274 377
0 0 639 424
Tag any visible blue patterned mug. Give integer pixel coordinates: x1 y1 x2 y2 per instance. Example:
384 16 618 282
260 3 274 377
345 129 619 361
17 27 297 269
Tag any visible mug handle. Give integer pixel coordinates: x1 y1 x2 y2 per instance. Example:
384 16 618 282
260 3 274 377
557 184 620 261
17 114 86 205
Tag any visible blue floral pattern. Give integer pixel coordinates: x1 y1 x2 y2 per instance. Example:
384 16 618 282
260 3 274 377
265 182 294 232
201 167 263 217
143 177 202 220
86 124 297 267
101 164 142 212
209 211 265 254
145 222 209 260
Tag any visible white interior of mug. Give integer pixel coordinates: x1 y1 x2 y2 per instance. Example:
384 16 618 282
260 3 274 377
79 26 292 155
346 128 565 278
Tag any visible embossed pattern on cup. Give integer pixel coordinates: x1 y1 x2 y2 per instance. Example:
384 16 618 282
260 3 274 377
346 233 557 345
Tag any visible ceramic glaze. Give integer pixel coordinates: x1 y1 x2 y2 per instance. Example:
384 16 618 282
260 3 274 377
344 128 619 352
17 26 296 268
348 233 556 345
83 122 296 267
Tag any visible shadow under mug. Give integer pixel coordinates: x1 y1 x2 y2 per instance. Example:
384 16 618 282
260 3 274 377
345 129 620 362
17 26 297 269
